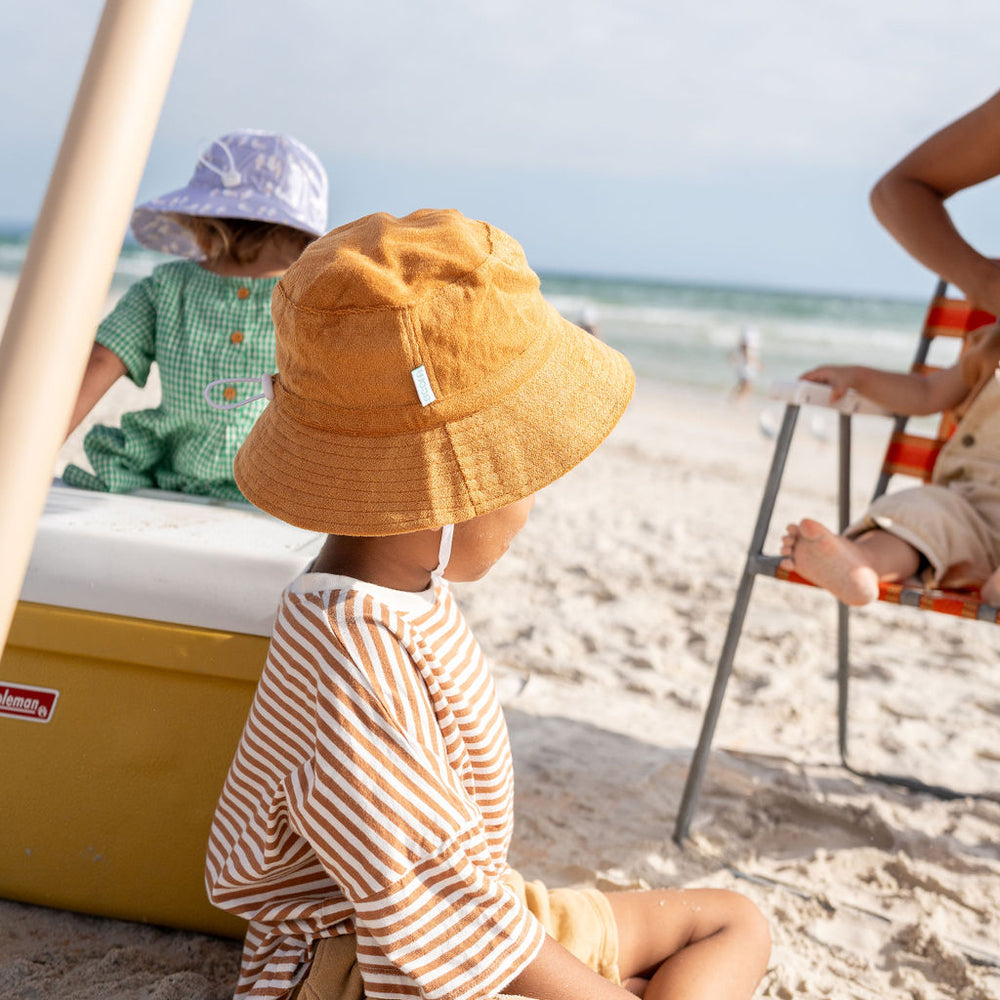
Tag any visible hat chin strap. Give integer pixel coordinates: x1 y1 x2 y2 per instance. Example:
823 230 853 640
198 137 242 188
431 524 454 583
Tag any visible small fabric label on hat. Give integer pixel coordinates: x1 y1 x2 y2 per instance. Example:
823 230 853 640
411 365 437 406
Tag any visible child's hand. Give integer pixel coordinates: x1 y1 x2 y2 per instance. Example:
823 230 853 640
800 365 856 402
959 322 1000 385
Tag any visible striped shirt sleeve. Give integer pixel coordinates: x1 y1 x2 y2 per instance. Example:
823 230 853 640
280 591 544 1000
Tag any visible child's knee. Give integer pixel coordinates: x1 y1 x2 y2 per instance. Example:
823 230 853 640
720 892 771 967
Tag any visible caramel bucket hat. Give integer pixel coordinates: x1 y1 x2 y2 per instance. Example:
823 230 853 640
233 209 634 535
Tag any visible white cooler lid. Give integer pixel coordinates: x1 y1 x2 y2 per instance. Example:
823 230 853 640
20 484 324 637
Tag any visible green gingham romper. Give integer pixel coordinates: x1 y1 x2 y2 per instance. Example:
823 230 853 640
63 260 280 502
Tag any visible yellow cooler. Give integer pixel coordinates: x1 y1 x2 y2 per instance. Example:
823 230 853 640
1 484 322 937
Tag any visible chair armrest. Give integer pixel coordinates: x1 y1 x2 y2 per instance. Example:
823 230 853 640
768 379 892 416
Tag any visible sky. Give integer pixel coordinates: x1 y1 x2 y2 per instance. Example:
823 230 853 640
3 0 1000 299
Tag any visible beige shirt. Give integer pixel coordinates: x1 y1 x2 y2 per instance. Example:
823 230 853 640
206 574 545 1000
937 324 1000 487
956 323 1000 418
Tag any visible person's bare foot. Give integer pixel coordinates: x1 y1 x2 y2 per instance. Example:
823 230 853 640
780 518 880 606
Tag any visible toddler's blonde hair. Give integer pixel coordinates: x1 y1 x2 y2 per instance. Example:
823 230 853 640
170 214 316 267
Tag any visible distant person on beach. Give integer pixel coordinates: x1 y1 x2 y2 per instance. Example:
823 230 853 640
62 129 328 501
781 88 1000 606
204 210 771 1000
729 323 761 402
579 300 601 337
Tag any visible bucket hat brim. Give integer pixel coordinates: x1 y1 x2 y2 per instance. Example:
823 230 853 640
234 312 634 536
132 189 327 258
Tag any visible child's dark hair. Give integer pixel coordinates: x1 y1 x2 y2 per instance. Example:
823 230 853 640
170 215 317 267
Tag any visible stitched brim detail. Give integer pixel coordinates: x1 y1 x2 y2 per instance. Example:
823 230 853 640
234 316 634 535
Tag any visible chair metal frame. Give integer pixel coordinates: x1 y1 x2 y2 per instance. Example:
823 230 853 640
673 278 1000 844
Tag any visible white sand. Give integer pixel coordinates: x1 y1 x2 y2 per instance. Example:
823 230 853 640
3 279 1000 999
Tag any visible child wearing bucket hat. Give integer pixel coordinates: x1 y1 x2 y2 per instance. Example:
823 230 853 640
63 129 329 501
205 210 771 1000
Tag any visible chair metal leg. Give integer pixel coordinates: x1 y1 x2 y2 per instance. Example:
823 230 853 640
672 566 758 845
673 405 800 844
836 601 850 765
836 413 853 767
837 413 852 533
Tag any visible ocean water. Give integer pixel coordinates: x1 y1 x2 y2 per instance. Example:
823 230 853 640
541 272 934 392
0 230 934 393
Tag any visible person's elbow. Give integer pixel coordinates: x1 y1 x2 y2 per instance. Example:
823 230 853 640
871 165 950 228
869 167 911 228
869 171 892 224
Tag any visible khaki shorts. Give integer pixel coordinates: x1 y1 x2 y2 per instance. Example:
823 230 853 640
288 870 620 1000
847 479 1000 589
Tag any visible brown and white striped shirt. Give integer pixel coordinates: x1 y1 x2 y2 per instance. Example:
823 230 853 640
206 573 545 1000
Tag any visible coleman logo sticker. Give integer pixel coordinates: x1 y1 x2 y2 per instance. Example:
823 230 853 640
0 682 59 723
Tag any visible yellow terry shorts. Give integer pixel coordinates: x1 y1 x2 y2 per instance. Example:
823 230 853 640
288 870 620 1000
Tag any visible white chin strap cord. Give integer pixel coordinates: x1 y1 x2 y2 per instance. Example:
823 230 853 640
431 524 454 583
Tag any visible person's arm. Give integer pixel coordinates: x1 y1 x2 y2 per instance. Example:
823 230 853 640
870 88 1000 314
67 342 127 437
67 273 158 438
505 933 635 1000
801 361 968 416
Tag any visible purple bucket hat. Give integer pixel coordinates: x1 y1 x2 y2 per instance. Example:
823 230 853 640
131 129 329 258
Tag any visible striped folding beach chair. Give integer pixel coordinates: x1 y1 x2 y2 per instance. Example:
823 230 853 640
673 278 999 844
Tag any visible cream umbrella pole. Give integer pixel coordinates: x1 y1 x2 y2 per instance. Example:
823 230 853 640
0 0 193 652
